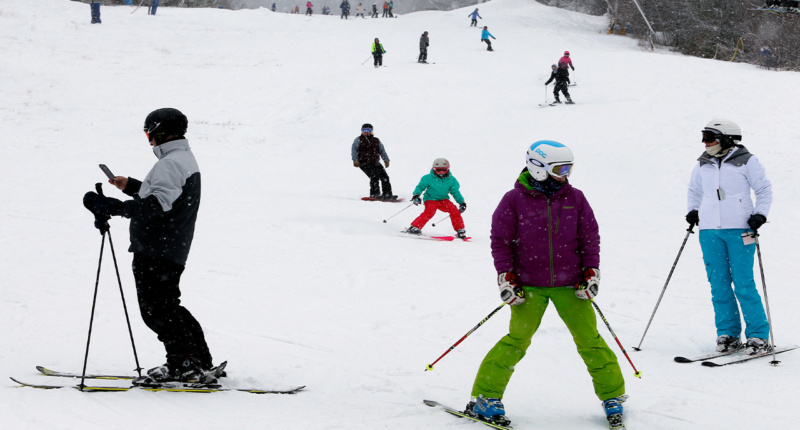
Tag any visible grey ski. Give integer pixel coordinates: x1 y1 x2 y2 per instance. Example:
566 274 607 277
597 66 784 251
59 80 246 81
701 345 798 367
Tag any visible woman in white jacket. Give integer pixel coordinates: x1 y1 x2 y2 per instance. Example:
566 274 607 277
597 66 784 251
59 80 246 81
686 118 773 356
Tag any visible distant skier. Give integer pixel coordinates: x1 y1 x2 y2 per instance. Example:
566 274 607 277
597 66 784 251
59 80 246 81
418 31 429 63
340 0 350 18
83 108 220 386
481 26 496 51
466 141 626 430
351 123 395 199
468 8 481 26
355 3 365 17
558 50 575 71
388 0 394 17
271 3 276 12
382 1 389 17
294 5 300 13
372 3 378 17
371 37 386 67
545 63 573 104
306 1 313 15
405 158 467 239
687 119 774 356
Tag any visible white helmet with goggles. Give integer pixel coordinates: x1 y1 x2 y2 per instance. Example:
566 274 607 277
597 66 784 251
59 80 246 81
526 140 574 181
702 118 741 148
432 158 450 175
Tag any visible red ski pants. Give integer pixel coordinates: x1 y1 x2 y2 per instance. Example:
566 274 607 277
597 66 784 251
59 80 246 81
411 200 464 231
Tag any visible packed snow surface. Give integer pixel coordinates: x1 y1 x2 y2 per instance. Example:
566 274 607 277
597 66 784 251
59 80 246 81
1 1 799 429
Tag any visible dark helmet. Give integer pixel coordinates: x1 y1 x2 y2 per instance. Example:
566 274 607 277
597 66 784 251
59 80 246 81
144 108 188 145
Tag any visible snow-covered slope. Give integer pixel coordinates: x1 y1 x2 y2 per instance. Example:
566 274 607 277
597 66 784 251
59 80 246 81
1 1 799 429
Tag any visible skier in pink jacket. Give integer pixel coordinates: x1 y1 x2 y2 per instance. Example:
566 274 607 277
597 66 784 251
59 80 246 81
306 1 313 15
558 50 574 71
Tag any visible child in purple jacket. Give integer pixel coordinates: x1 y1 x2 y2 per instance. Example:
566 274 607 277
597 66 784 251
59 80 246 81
466 141 627 430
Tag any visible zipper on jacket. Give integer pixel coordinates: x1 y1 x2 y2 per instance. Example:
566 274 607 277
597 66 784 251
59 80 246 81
548 200 555 287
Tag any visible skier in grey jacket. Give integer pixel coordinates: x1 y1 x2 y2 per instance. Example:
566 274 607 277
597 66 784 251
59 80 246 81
418 31 429 63
83 108 218 385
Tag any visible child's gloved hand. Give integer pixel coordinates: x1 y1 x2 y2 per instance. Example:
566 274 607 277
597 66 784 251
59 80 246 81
574 268 600 300
498 272 525 305
459 203 467 213
412 195 422 205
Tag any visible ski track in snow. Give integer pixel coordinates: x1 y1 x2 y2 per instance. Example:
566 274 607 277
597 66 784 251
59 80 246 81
1 0 799 429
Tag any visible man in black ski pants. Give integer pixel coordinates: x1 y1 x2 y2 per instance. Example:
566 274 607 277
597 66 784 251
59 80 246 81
544 63 573 103
418 31 429 63
83 108 218 385
352 123 395 199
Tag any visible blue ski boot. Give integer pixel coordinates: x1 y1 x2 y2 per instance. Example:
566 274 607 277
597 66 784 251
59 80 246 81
603 397 625 429
469 395 511 427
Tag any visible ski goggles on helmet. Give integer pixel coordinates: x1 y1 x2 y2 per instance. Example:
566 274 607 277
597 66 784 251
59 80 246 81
361 128 372 133
548 162 574 178
702 130 721 143
433 167 449 174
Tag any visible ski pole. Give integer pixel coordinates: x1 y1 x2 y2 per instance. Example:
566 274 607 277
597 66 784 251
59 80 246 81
362 55 372 65
544 83 548 104
754 233 780 366
80 221 106 391
432 214 450 227
107 228 143 376
633 223 695 351
383 203 414 223
590 298 642 378
425 303 506 371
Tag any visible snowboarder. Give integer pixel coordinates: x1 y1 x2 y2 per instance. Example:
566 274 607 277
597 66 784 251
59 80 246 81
351 123 395 199
306 1 313 15
271 3 276 12
558 50 575 71
82 108 219 385
371 37 386 67
686 119 774 356
545 63 573 104
466 141 626 430
355 3 365 17
405 159 467 239
340 0 350 18
382 1 389 17
418 31 429 63
468 8 481 26
481 26 495 51
372 3 378 17
388 0 394 17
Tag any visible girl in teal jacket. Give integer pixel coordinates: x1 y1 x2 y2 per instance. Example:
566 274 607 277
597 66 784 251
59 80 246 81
406 158 467 238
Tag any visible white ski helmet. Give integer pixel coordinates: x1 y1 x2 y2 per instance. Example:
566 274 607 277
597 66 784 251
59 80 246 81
432 158 450 175
702 118 742 147
526 140 574 181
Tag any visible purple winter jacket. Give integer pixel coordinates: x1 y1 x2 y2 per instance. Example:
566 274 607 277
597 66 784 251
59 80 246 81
491 174 600 287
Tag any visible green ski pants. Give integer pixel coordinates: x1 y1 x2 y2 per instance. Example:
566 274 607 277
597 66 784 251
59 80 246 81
471 287 625 401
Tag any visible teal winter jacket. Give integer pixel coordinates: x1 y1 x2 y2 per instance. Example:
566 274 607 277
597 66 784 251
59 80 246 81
412 170 465 204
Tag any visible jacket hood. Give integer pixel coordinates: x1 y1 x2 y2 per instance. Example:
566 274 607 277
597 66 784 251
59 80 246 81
153 138 190 160
697 145 753 167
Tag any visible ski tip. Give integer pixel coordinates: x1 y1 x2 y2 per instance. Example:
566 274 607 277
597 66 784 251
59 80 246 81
673 357 693 363
423 399 439 407
701 361 722 367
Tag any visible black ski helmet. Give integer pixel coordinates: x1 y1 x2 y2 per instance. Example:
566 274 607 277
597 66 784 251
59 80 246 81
144 108 188 145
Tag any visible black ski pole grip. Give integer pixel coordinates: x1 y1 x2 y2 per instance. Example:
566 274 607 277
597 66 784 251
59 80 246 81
95 183 104 197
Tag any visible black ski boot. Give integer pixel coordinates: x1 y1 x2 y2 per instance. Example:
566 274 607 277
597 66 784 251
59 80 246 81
404 226 422 235
715 335 742 353
456 229 468 239
745 337 773 355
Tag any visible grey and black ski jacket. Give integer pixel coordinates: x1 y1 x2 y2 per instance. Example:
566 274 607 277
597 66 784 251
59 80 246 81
121 139 201 266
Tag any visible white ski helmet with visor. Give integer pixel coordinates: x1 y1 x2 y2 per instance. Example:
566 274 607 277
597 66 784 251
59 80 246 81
702 118 742 148
526 140 574 181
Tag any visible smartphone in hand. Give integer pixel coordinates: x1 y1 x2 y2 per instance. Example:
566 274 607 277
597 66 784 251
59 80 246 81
99 164 115 181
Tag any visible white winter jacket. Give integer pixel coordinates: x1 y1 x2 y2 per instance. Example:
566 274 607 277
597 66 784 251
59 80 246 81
687 146 772 230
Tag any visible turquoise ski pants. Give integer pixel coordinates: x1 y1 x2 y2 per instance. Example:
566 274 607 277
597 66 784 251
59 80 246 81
699 229 769 339
471 287 625 401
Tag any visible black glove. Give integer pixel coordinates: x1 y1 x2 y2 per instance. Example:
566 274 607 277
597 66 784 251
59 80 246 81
686 210 699 226
412 195 422 206
747 214 767 232
459 203 467 213
83 191 124 218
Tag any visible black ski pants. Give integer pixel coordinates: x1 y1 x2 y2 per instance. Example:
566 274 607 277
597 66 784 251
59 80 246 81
554 81 571 101
471 19 477 26
419 48 427 62
132 253 213 369
306 8 312 15
359 162 392 196
373 53 383 66
482 38 492 50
